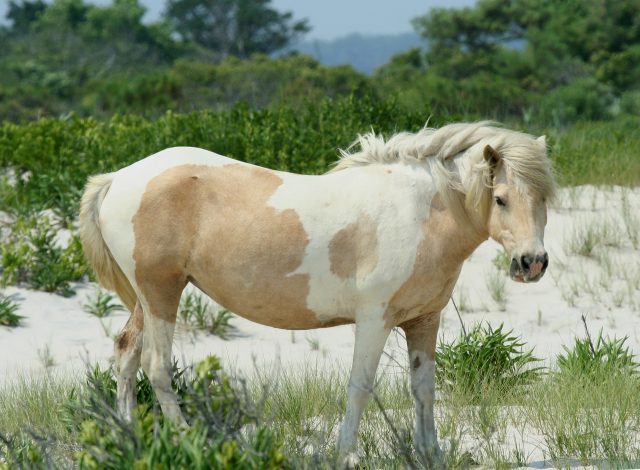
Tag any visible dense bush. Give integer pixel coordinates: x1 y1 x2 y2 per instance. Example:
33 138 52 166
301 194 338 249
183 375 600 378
436 322 543 400
0 357 288 469
535 77 615 127
0 216 89 296
556 330 639 378
2 94 639 225
0 96 431 216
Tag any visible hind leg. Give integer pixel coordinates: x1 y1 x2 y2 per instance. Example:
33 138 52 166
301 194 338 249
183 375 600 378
138 284 187 425
115 301 143 421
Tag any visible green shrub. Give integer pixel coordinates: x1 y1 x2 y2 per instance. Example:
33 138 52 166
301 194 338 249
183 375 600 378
82 289 124 318
619 90 640 116
536 77 615 127
68 357 287 470
0 294 23 327
436 323 542 400
1 357 286 469
0 216 89 295
0 97 430 217
179 292 235 339
556 330 639 378
0 96 638 226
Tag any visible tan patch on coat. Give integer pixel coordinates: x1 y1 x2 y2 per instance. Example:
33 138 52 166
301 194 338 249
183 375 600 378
133 163 338 329
328 214 379 281
383 193 483 329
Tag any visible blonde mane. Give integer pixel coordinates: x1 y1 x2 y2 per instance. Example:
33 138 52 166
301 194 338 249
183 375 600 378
331 121 556 228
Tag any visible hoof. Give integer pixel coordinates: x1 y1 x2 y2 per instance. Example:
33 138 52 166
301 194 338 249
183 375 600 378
418 444 444 469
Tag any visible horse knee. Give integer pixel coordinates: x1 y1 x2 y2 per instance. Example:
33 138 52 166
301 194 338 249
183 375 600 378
347 381 372 406
115 332 141 372
141 355 172 390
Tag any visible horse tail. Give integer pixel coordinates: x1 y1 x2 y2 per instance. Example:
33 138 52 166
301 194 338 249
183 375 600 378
79 173 137 312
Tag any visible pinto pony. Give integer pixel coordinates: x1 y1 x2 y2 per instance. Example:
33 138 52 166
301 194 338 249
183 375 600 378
79 122 555 464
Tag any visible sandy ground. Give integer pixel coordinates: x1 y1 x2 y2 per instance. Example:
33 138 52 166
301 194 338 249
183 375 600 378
1 185 639 467
2 185 638 378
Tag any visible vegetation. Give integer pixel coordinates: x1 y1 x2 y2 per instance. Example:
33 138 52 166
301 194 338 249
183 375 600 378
1 0 640 125
179 292 235 339
436 322 542 400
0 100 637 227
0 293 23 327
0 331 638 468
0 357 287 468
83 288 125 318
402 0 640 122
0 216 89 296
557 329 639 377
165 0 309 59
0 0 638 466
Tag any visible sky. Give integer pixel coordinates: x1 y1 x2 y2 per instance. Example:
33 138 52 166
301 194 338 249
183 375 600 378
1 0 477 40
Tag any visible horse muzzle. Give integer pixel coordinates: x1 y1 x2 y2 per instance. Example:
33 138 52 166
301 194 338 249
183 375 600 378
510 252 549 283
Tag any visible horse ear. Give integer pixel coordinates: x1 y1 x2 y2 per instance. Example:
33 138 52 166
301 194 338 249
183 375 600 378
483 144 501 168
537 135 546 145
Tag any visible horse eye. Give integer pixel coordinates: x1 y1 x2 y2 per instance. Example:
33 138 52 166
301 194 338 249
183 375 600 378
495 196 506 207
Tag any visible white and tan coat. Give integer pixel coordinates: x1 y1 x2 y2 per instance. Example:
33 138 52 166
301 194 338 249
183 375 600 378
79 122 555 465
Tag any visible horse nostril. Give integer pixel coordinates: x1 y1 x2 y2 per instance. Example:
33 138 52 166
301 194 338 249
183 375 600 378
521 255 533 272
541 252 549 270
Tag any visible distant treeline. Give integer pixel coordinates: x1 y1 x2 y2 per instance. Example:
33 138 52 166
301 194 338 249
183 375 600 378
1 0 639 125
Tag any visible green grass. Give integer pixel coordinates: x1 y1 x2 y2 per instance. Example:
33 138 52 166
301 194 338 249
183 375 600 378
83 288 125 318
0 215 89 296
0 293 23 327
524 369 640 467
178 292 235 339
492 248 511 275
1 346 640 468
0 373 77 438
548 116 640 187
486 267 508 310
565 218 623 257
556 329 639 377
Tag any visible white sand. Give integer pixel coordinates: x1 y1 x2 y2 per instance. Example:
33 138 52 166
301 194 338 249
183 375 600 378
1 185 639 466
1 185 639 378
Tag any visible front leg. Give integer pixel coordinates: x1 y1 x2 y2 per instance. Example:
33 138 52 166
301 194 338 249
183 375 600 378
401 313 443 467
337 318 391 467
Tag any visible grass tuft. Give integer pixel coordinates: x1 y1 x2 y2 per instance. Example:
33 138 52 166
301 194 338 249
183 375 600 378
436 322 543 401
0 293 23 327
179 292 235 339
486 267 507 310
557 330 639 377
82 288 124 318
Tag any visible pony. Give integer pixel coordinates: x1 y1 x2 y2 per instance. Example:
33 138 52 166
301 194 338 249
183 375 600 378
79 121 555 466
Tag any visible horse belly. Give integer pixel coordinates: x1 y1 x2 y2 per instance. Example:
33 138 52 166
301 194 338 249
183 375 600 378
179 163 351 330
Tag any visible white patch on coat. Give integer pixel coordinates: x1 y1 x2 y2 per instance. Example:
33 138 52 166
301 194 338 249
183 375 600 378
268 162 438 323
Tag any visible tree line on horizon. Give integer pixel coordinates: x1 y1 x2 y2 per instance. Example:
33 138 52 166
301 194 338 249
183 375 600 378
0 0 639 125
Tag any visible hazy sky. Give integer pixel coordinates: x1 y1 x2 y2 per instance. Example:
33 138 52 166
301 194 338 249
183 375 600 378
1 0 477 40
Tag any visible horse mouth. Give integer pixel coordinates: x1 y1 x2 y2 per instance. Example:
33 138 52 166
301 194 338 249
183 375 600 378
510 259 545 283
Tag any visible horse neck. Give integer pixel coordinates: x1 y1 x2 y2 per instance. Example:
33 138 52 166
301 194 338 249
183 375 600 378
434 202 487 271
420 157 489 271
